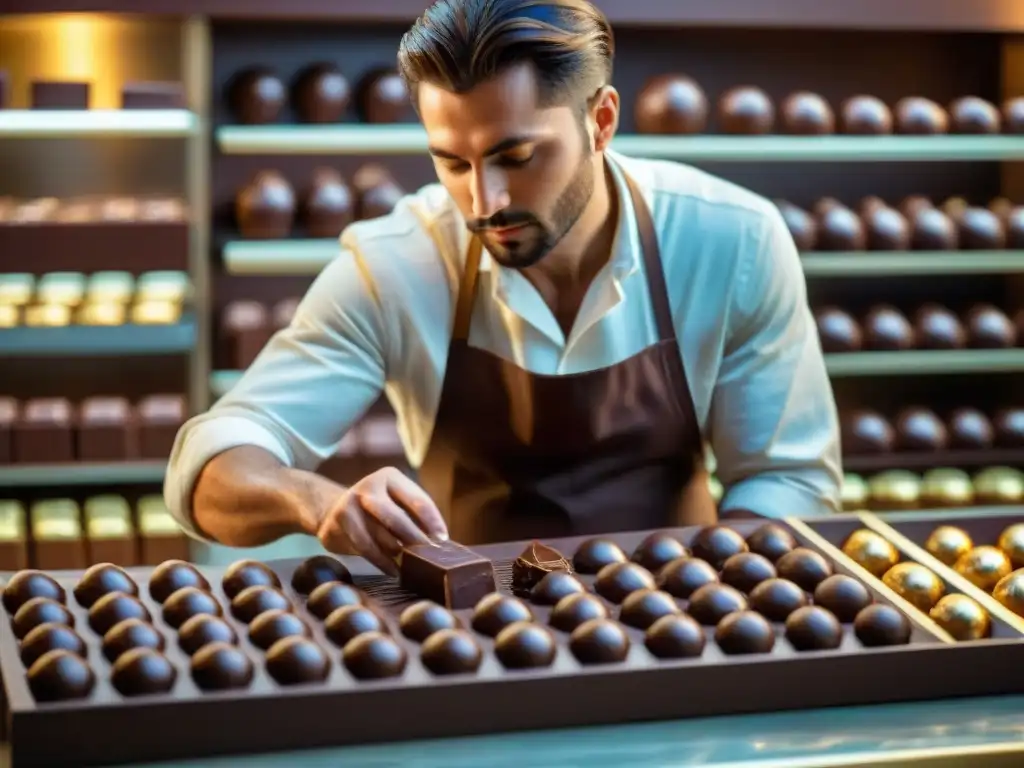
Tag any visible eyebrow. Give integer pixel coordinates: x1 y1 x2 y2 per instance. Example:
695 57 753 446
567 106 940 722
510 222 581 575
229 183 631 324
428 136 534 161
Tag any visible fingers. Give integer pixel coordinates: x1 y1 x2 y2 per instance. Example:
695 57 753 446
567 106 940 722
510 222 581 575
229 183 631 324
382 471 449 541
356 489 434 547
318 503 398 577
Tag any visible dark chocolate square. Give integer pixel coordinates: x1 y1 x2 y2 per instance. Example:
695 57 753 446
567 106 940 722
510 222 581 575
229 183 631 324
31 81 90 110
121 82 185 110
399 540 496 609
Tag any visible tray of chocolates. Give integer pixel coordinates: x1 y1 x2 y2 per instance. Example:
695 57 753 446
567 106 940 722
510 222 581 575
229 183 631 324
2 521 1023 767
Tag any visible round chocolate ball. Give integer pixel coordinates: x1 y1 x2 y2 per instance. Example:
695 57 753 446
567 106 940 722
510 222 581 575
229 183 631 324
229 67 286 125
990 196 1014 223
549 592 609 632
12 597 74 640
162 587 222 629
715 611 776 654
689 525 748 569
357 68 411 124
191 641 254 690
949 96 1001 134
895 407 949 451
842 410 896 454
780 91 834 135
111 647 177 696
776 548 834 592
74 563 137 609
149 560 209 604
353 164 404 220
618 588 681 630
865 206 911 251
966 304 1016 348
265 636 330 685
840 95 893 134
994 408 1024 447
911 208 959 250
324 605 387 647
864 305 915 351
399 600 460 642
720 552 777 594
1002 96 1024 133
895 96 949 134
420 629 483 675
304 168 356 239
631 532 688 572
342 631 408 680
102 618 165 663
178 614 238 656
785 605 843 650
306 581 363 620
745 524 798 563
815 307 863 353
776 201 818 251
948 408 995 449
853 604 912 646
960 208 1007 250
594 562 656 604
1007 207 1024 247
222 560 281 600
718 86 774 134
3 570 65 614
817 205 868 251
293 63 350 124
494 621 557 669
813 574 872 623
231 585 291 624
687 584 748 626
899 195 933 220
749 578 809 622
19 623 86 668
531 572 588 606
291 555 352 596
573 538 628 574
471 593 533 637
656 556 720 599
914 304 966 349
248 609 309 651
27 649 95 702
634 74 708 135
569 618 631 664
88 592 151 636
644 613 706 659
858 195 887 218
236 170 296 239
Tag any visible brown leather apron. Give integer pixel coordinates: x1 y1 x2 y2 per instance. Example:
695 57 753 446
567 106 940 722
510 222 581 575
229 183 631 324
417 170 717 545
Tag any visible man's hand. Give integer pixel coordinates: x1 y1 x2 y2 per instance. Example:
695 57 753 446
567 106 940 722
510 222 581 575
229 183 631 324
315 467 448 576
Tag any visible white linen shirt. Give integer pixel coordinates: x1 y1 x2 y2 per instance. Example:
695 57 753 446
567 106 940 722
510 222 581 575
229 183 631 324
165 149 843 537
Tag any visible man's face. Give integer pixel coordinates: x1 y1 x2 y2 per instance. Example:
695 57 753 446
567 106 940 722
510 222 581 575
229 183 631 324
418 63 595 269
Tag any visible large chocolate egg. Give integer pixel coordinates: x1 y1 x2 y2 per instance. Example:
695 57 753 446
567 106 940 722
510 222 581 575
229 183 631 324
293 63 350 124
780 91 834 135
1006 207 1024 248
775 200 818 251
634 75 708 135
817 205 867 251
965 304 1016 349
898 195 933 221
948 96 1001 134
841 410 895 454
353 164 404 220
718 86 774 135
948 408 994 449
357 68 411 124
815 307 863 353
864 206 910 251
910 208 959 250
236 170 296 239
864 305 915 351
914 304 966 349
993 408 1024 447
895 407 948 451
304 168 355 238
840 95 893 134
228 67 285 125
894 97 949 134
959 207 1007 250
1002 97 1024 134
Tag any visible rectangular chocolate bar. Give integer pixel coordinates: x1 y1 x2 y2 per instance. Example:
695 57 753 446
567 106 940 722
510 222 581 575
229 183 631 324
30 499 87 570
399 540 496 609
14 398 74 463
0 500 28 571
135 395 186 459
120 81 185 109
31 81 90 110
77 396 137 460
84 495 137 566
137 495 190 564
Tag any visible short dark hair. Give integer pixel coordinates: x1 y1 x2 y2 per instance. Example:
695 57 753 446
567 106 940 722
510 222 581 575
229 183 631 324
397 0 614 109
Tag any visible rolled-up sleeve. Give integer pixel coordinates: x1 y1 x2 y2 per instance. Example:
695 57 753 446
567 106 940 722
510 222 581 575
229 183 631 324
710 207 843 518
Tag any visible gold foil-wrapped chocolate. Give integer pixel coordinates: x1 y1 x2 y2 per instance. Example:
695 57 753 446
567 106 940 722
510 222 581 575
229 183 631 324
924 525 974 566
882 562 945 612
868 470 921 509
997 523 1024 569
0 304 19 328
841 473 869 510
36 272 85 306
30 498 82 541
136 270 190 304
928 593 991 641
0 273 34 306
992 569 1024 617
919 468 974 508
77 302 126 326
86 271 135 304
131 300 181 325
84 496 133 540
23 303 71 327
954 546 1013 591
973 467 1024 505
842 528 900 578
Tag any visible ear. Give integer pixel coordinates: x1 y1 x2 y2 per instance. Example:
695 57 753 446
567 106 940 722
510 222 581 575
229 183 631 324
589 86 620 152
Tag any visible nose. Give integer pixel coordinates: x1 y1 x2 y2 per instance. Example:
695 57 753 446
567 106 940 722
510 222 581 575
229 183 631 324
470 166 510 221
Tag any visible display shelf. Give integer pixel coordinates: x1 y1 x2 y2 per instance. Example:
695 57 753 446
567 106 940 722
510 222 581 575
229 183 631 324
0 110 198 138
844 450 1024 473
0 461 167 488
216 125 1024 162
222 239 338 275
825 350 1024 377
1 315 196 357
801 252 1024 277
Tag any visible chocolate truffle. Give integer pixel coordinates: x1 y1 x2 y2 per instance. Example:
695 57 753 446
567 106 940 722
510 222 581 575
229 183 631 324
511 540 572 597
399 600 460 642
306 581 363 620
780 91 834 135
864 305 915 351
749 578 809 622
745 524 798 563
342 631 408 679
235 172 296 239
594 562 656 604
149 560 210 604
357 68 411 124
494 621 557 669
815 307 863 353
689 525 749 569
88 592 151 636
714 611 776 654
899 195 933 220
940 196 968 225
222 559 281 600
895 407 949 451
720 552 777 594
840 95 893 134
531 571 588 606
163 587 222 629
324 605 387 647
191 641 254 690
20 623 85 668
914 304 966 349
249 609 310 651
687 584 748 626
293 63 350 124
102 618 164 663
420 629 483 675
718 86 774 134
895 97 949 134
785 605 843 650
966 304 1016 348
27 649 95 702
1002 96 1024 133
1007 207 1024 247
265 636 330 684
853 604 912 646
471 593 534 637
959 207 1007 250
948 408 995 449
228 67 285 125
634 74 708 135
994 408 1024 447
569 618 631 664
777 548 834 592
842 410 896 454
353 164 404 220
291 555 352 596
111 647 177 696
776 201 818 251
990 196 1014 223
549 592 610 632
817 205 868 251
304 168 356 239
231 585 291 624
573 538 628 574
178 614 238 656
3 570 65 614
813 574 872 623
632 532 689 572
12 597 74 640
865 206 911 251
644 613 706 659
74 563 137 609
858 196 887 217
911 208 959 250
949 96 1001 134
656 556 720 599
618 588 681 629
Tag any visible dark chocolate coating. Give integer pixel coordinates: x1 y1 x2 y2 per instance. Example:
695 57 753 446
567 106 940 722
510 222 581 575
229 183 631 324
324 605 388 647
353 164 404 220
162 587 223 630
948 96 1001 134
817 205 868 251
178 614 238 656
749 578 809 622
20 623 87 668
864 305 915 351
102 618 165 663
1007 207 1024 248
993 408 1024 447
899 195 933 220
840 95 893 134
894 96 949 134
222 560 282 600
12 597 74 639
914 304 966 350
248 609 309 651
785 605 843 650
569 618 631 664
111 647 177 696
149 560 210 604
959 208 1007 250
306 581 363 620
471 593 534 637
813 197 842 218
990 197 1014 223
644 613 706 659
631 533 689 573
399 600 460 642
343 631 408 679
911 208 959 250
776 548 834 592
73 563 137 609
813 575 872 623
720 552 777 594
1003 97 1024 134
27 649 95 702
494 622 557 669
617 588 681 630
718 86 774 134
293 63 350 124
291 555 352 595
656 557 720 599
88 592 151 636
780 91 834 135
511 541 572 597
966 304 1016 348
858 195 887 217
265 636 330 684
304 169 356 239
634 74 708 135
594 562 657 604
775 201 818 251
231 585 291 624
895 407 949 451
687 583 748 626
940 196 969 224
3 570 65 614
229 67 285 125
815 307 863 353
842 410 896 454
573 538 628 574
357 69 411 124
745 524 798 563
865 206 911 251
190 641 254 690
714 611 776 654
530 572 588 606
548 592 609 632
854 604 912 646
420 629 483 675
948 408 995 449
689 525 749 569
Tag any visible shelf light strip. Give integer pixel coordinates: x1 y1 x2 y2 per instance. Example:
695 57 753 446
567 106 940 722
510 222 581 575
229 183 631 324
0 110 199 137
